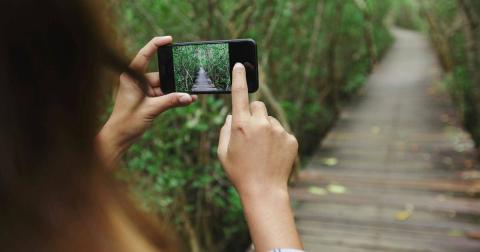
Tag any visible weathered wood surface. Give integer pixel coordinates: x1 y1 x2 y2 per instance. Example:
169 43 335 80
191 67 218 92
292 28 480 252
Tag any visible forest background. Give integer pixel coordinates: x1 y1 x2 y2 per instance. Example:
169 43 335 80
106 0 480 251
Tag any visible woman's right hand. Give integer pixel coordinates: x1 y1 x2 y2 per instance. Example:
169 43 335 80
217 63 302 251
217 63 298 196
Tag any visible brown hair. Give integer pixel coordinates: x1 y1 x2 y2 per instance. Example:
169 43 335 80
0 1 176 251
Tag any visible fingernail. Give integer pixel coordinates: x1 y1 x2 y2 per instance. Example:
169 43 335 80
157 36 172 42
233 63 244 72
179 94 191 103
226 115 232 122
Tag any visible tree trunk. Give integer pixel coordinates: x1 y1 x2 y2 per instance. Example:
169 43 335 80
420 0 454 71
326 1 345 112
294 0 325 132
457 0 480 148
355 0 377 67
458 0 480 87
178 190 201 252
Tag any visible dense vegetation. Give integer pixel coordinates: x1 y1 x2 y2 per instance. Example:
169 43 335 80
173 43 230 91
108 0 414 251
415 0 480 149
172 45 200 91
199 44 230 90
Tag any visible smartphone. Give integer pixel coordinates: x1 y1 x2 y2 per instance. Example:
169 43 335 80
157 39 258 94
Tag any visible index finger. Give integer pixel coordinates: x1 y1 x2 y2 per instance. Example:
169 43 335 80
231 63 250 121
130 36 173 72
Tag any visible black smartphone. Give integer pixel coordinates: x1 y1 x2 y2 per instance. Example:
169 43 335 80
157 39 258 94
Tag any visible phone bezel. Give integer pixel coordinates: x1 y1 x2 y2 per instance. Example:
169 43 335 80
157 39 259 94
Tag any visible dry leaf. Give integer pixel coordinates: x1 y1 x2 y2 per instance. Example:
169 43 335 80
322 157 338 166
448 230 465 237
327 184 347 194
394 210 412 221
460 170 480 180
466 231 480 240
395 204 414 221
308 186 327 196
371 126 381 135
464 159 474 169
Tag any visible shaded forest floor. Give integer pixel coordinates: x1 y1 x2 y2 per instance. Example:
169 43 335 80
292 28 480 252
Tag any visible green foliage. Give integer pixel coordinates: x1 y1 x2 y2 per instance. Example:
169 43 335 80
200 44 230 90
119 97 248 251
392 0 424 30
419 0 480 146
173 45 200 91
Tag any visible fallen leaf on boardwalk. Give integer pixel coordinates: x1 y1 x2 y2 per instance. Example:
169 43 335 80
464 159 474 169
466 231 480 240
460 170 480 180
322 157 338 166
371 126 381 135
448 229 465 237
308 186 327 196
394 210 412 221
467 182 480 195
394 204 414 221
327 184 347 194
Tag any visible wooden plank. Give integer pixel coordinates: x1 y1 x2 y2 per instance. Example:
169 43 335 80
292 187 480 216
295 204 480 233
296 170 480 194
300 227 480 252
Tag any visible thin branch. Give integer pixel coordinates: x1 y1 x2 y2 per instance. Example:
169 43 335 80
129 0 164 35
234 4 256 38
228 0 250 24
446 12 465 37
261 0 286 49
296 0 325 109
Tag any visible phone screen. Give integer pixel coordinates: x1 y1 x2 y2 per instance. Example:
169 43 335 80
173 42 231 92
158 39 258 94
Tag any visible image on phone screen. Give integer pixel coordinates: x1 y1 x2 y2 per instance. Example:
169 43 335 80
173 43 230 92
158 39 258 94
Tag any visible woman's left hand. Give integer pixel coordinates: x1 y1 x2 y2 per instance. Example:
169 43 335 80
97 36 197 168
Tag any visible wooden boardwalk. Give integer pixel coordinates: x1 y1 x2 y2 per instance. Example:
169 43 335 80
191 67 218 92
292 28 480 251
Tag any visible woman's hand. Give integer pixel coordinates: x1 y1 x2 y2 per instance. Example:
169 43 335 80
97 36 197 167
217 63 302 251
218 63 298 197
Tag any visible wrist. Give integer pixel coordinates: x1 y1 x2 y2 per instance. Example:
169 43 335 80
239 184 290 208
96 119 131 167
237 184 302 251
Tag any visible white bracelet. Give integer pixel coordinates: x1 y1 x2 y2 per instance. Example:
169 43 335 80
270 249 305 252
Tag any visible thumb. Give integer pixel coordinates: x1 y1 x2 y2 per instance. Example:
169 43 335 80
146 93 194 116
217 115 232 160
